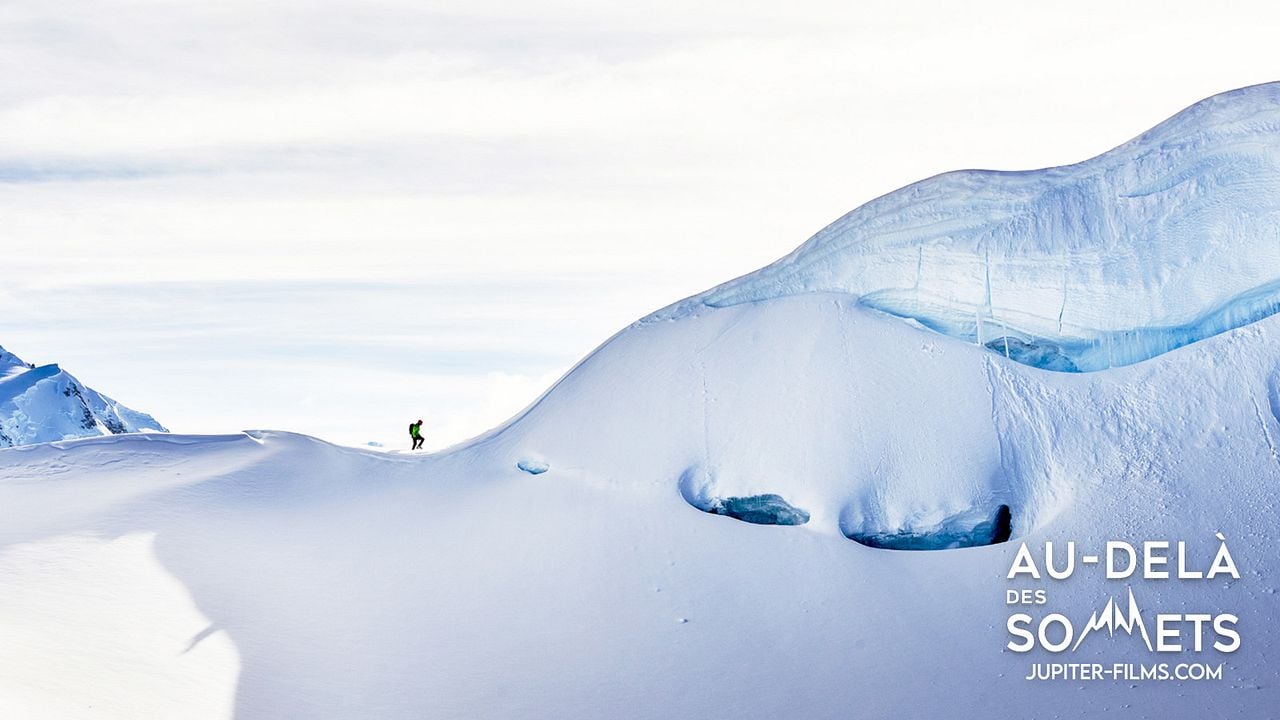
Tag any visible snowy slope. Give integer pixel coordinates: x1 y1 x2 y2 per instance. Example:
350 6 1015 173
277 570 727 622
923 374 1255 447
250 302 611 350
0 345 165 447
0 300 1276 718
668 82 1280 371
3 84 1280 719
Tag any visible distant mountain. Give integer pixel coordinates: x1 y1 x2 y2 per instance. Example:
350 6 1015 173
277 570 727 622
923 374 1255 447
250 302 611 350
0 345 165 447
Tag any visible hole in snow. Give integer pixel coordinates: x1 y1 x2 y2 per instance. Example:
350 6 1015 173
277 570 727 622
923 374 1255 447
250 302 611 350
678 466 809 526
843 504 1012 550
705 494 810 525
516 459 549 475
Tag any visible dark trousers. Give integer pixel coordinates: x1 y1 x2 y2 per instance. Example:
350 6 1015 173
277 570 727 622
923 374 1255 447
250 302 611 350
412 436 424 450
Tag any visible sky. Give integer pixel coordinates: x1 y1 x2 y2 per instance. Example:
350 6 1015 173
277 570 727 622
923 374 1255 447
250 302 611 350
2 0 1279 449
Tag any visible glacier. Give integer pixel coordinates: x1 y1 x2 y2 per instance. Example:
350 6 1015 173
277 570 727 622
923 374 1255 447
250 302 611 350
3 84 1280 719
663 82 1280 372
0 345 165 447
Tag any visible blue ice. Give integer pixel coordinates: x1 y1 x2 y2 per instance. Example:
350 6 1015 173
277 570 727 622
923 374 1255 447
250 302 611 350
707 494 810 526
516 458 549 475
663 83 1280 372
846 505 1012 550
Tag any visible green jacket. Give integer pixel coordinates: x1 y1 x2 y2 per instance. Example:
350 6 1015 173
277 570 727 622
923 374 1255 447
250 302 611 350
409 422 422 438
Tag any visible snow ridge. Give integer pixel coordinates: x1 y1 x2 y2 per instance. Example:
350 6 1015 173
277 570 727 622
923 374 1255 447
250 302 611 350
659 82 1280 371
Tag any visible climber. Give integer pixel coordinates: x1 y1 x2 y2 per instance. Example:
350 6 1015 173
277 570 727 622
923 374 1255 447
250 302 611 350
409 419 424 450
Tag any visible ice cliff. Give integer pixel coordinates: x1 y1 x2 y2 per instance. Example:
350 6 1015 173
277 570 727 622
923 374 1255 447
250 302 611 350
665 82 1280 371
